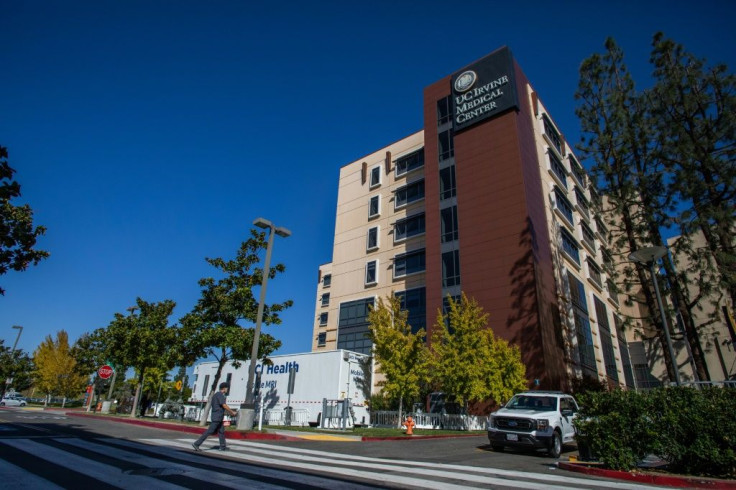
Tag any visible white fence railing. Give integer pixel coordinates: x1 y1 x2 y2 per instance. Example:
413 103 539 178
371 411 486 431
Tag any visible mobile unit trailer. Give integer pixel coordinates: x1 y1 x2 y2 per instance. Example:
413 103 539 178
190 350 370 428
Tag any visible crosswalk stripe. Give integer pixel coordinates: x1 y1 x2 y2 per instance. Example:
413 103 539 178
143 438 660 490
0 456 64 489
223 439 659 490
0 438 180 489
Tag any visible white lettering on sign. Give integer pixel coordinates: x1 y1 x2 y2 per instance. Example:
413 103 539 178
454 75 510 125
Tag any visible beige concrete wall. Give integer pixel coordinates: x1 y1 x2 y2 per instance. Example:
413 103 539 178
311 131 426 357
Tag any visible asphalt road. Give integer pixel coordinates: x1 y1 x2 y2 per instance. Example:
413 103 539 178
0 408 659 489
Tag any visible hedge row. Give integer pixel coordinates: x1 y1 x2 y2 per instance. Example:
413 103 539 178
574 387 736 477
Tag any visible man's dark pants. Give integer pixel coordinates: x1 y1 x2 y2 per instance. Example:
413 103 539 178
194 420 226 449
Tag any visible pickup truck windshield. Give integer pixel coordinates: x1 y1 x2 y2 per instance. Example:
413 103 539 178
506 395 557 412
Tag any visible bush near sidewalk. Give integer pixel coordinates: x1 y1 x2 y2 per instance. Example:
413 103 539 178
574 387 736 478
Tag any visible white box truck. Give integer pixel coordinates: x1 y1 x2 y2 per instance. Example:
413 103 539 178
190 350 371 428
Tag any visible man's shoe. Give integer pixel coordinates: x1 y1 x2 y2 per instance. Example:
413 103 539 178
218 447 230 451
192 443 201 452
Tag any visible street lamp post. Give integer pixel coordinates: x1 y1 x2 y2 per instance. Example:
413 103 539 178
11 325 23 353
4 326 23 394
629 246 681 386
236 217 290 430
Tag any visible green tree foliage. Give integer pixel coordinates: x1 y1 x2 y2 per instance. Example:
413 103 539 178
33 330 88 405
0 145 49 295
367 295 429 424
180 229 290 424
429 294 527 410
102 298 179 417
648 33 736 314
0 340 34 399
575 37 711 382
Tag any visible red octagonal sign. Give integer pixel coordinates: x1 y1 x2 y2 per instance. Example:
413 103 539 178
98 365 114 379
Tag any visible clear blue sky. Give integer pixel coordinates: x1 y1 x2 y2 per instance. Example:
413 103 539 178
2 1 734 360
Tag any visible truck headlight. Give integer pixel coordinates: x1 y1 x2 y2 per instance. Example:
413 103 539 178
537 419 549 430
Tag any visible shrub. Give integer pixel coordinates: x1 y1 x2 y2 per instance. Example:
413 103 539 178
575 387 736 477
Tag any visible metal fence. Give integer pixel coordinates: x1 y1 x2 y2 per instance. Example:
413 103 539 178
371 411 486 431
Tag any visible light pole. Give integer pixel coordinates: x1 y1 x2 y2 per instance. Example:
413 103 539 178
237 217 290 430
3 326 23 397
629 246 681 386
11 325 23 353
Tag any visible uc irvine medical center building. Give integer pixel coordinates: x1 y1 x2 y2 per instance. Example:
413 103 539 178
310 46 636 391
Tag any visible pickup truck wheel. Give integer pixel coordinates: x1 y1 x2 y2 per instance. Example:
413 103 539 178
548 431 562 458
491 444 505 452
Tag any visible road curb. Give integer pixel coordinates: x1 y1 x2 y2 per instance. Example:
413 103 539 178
361 434 484 441
557 462 736 489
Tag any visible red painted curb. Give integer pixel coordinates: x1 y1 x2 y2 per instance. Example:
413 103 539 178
64 412 300 441
558 462 736 489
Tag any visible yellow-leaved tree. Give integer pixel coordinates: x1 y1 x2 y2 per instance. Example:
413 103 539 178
430 294 527 411
33 330 88 407
367 295 430 426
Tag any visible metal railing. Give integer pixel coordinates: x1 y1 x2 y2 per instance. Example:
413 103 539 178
371 411 486 431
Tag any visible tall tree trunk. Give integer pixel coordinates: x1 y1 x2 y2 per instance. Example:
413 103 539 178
397 398 403 429
199 349 227 426
130 369 145 418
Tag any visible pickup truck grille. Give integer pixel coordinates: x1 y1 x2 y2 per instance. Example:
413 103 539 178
494 417 535 432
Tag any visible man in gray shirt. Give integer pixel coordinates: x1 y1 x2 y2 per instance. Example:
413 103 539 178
192 382 237 451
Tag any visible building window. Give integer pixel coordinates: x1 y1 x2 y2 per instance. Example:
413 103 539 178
322 274 331 288
369 195 380 218
581 221 596 252
595 297 619 383
615 316 636 388
395 179 425 208
395 149 424 177
570 155 586 187
338 297 375 354
319 312 328 326
438 129 454 161
575 187 590 220
542 114 562 154
370 166 381 188
549 152 568 188
595 217 609 242
394 213 425 242
568 273 597 378
553 187 574 225
317 332 327 346
441 206 459 243
201 375 210 397
607 279 619 305
321 293 330 307
587 258 603 289
367 226 379 251
442 250 461 287
437 96 452 126
365 260 378 285
394 249 426 278
395 287 426 334
439 165 457 200
561 228 581 265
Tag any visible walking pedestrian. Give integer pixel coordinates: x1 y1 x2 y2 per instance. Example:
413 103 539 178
192 382 237 451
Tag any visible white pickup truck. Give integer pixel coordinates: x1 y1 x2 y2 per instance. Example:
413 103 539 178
486 391 579 458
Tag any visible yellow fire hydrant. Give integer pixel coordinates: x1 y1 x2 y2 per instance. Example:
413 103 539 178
402 415 416 436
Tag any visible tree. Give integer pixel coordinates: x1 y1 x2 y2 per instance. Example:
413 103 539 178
648 33 736 316
575 37 710 382
0 145 49 295
367 295 429 426
33 330 88 407
0 340 33 399
429 294 527 410
180 229 290 425
103 297 180 417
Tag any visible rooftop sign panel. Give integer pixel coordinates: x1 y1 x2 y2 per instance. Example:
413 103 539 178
451 46 520 132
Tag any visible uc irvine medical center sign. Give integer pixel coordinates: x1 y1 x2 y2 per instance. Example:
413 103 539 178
451 47 519 132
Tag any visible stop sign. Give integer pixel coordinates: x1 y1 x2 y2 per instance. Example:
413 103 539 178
98 365 114 379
